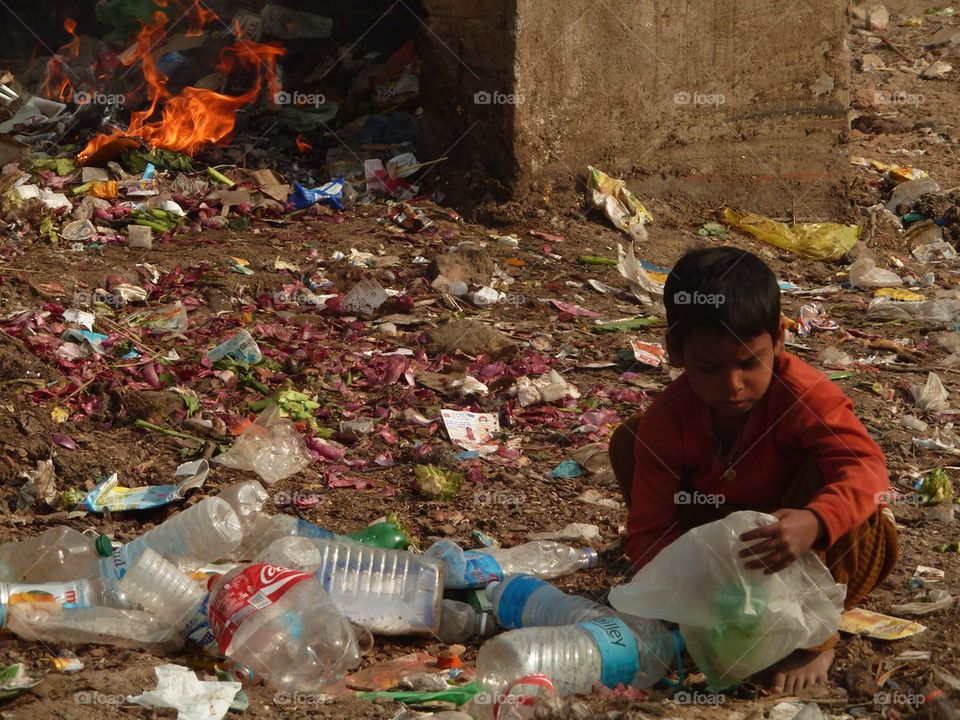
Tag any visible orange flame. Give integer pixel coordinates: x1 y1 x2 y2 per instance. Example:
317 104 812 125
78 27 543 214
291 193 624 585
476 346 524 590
295 135 312 153
184 1 218 37
64 18 81 57
78 12 285 163
42 56 74 102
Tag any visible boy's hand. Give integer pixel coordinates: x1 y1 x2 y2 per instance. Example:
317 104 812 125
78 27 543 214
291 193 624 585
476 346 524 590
738 509 825 574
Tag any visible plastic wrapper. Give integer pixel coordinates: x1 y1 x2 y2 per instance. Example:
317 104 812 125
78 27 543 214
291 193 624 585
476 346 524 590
212 405 312 484
866 297 960 324
206 329 262 365
290 179 345 210
82 460 209 512
720 208 860 261
609 511 845 689
587 166 652 241
910 372 950 412
849 257 902 288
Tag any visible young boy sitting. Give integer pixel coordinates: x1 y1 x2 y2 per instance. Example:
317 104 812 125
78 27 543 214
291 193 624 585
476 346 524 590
609 247 897 695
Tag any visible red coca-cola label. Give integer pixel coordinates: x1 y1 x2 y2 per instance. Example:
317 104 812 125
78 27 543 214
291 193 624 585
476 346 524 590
208 563 311 654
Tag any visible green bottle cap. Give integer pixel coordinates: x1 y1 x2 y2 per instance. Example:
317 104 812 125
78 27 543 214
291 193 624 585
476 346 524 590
94 535 114 557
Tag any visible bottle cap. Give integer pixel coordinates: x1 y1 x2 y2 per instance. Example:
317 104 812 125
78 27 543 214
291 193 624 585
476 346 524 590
94 535 114 557
582 547 599 569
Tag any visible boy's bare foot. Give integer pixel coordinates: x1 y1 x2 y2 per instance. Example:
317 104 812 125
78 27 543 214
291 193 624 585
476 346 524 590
767 648 835 695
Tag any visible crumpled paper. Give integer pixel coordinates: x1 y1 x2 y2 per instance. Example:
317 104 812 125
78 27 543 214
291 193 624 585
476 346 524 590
127 664 241 720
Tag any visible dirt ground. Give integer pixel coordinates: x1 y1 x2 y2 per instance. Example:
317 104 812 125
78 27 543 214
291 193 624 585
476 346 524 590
1 2 960 719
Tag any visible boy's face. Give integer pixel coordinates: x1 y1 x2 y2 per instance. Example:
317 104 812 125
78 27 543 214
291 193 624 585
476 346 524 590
667 326 785 417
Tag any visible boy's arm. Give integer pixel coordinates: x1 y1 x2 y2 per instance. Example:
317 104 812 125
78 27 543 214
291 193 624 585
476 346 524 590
788 386 889 548
624 419 684 571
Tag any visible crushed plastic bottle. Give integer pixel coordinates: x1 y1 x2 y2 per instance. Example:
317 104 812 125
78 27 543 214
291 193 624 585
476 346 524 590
208 562 362 692
256 536 443 635
426 540 598 589
0 578 121 625
237 512 411 559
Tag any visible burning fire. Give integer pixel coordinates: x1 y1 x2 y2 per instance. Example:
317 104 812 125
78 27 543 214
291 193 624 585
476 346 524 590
42 18 80 101
295 135 312 153
63 18 81 57
79 10 284 163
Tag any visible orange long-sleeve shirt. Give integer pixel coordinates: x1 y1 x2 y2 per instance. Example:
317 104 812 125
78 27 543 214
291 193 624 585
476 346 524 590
625 352 890 570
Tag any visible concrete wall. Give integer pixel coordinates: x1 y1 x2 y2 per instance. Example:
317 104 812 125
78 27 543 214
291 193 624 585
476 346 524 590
420 0 851 217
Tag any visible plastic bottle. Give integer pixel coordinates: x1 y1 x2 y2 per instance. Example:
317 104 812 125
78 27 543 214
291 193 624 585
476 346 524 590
207 562 362 693
256 536 443 635
437 598 498 643
216 480 270 529
487 574 622 628
474 618 675 705
425 540 598 589
237 511 410 559
118 548 217 654
6 603 182 651
0 577 122 626
0 527 113 583
100 497 243 591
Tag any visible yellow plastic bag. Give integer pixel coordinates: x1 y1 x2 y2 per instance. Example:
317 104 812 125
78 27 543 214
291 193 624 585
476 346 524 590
587 166 653 240
721 208 860 261
875 287 926 302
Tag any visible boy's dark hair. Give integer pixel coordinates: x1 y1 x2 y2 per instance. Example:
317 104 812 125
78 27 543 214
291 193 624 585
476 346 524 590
664 247 780 344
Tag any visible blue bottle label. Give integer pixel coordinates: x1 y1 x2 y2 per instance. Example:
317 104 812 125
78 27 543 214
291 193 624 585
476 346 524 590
496 575 545 629
578 616 640 687
184 593 219 653
100 547 129 583
294 519 336 540
461 552 504 588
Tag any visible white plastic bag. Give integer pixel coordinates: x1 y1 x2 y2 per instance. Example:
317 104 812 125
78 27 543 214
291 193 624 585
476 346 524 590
849 257 902 288
212 404 312 484
609 511 845 689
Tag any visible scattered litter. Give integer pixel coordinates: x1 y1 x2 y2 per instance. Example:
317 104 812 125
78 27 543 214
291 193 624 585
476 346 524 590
213 405 312 484
587 166 652 241
721 208 860 261
82 460 209 513
127 664 241 720
839 607 926 639
440 409 500 454
514 370 581 407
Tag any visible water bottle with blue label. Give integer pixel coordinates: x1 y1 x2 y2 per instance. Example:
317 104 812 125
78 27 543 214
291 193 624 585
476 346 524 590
426 539 598 589
474 615 676 707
